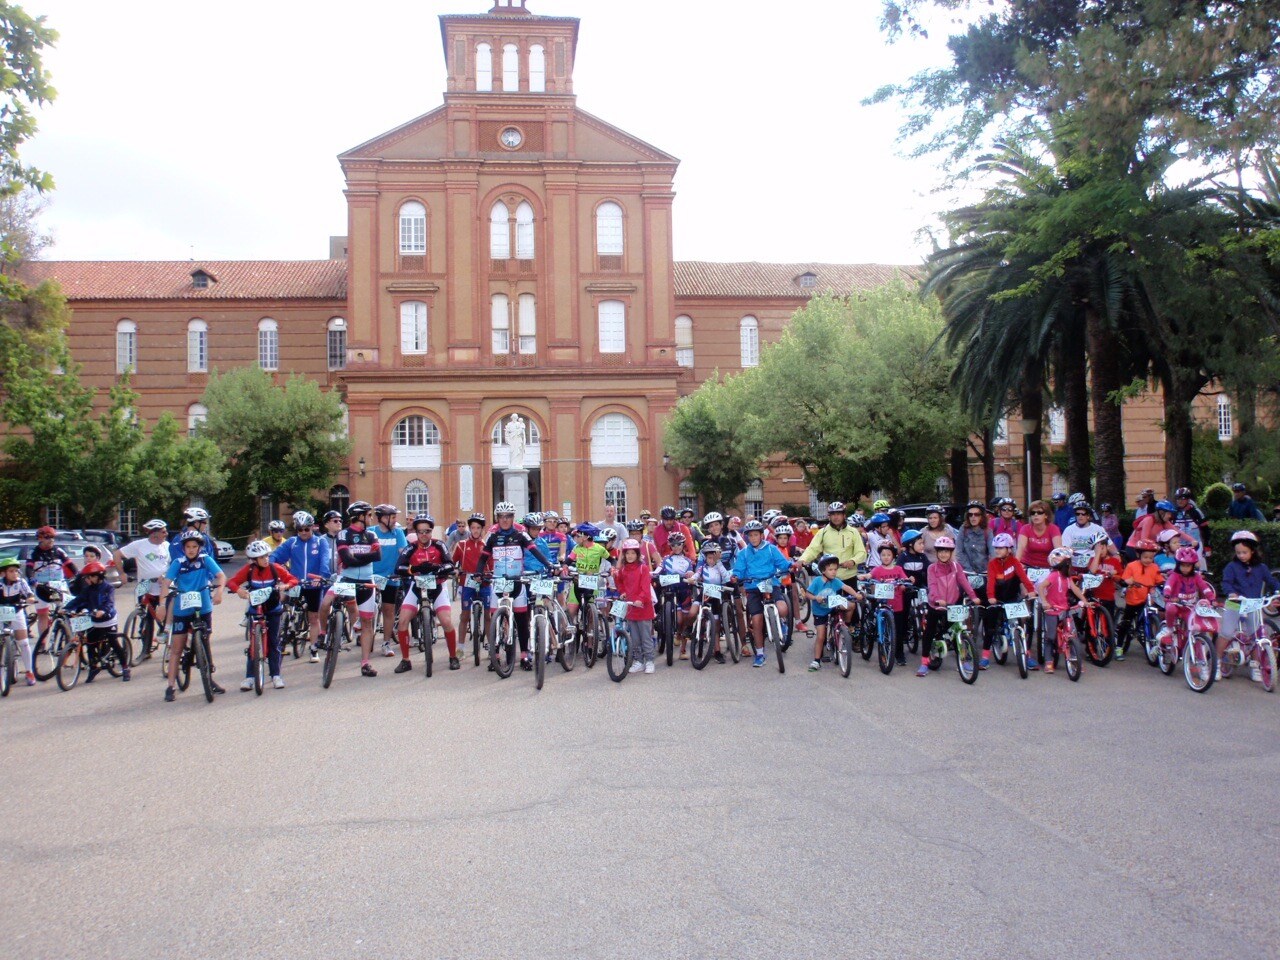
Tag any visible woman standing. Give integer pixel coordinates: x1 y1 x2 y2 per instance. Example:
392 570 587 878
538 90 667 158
1016 500 1062 572
920 504 959 563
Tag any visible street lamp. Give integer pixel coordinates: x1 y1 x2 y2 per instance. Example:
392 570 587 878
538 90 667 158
358 457 366 477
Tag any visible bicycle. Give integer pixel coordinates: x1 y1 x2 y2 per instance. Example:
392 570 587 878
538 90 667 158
689 580 728 671
56 614 132 692
409 571 445 678
1042 604 1087 682
123 579 164 666
1160 598 1219 693
824 593 854 678
244 587 274 695
174 590 217 702
31 579 73 681
461 572 488 666
0 601 33 696
571 572 606 670
655 571 684 668
989 597 1032 678
487 574 521 679
320 579 364 689
605 598 634 683
527 574 569 690
1219 594 1279 692
1025 567 1051 659
280 584 310 659
742 576 787 674
1076 573 1115 666
867 579 913 675
929 601 979 684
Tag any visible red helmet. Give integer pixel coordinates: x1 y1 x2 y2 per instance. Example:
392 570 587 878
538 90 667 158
81 561 106 576
1134 539 1158 552
1175 547 1200 565
37 525 55 538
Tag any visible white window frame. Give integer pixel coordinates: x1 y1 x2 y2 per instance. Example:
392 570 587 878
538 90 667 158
515 201 535 259
590 413 640 467
404 479 430 516
739 316 759 368
476 43 493 92
678 480 698 515
116 319 137 374
490 201 510 260
45 505 64 529
187 403 207 438
398 201 426 255
995 417 1008 444
502 43 519 91
604 477 628 523
327 317 347 371
187 319 207 373
595 201 623 256
400 301 428 355
936 476 952 498
598 300 626 354
675 314 694 368
117 504 139 539
529 44 546 92
1052 473 1068 496
391 415 442 470
1217 394 1233 440
518 293 537 355
994 472 1011 500
745 479 764 521
1048 407 1065 444
257 318 278 371
491 294 510 353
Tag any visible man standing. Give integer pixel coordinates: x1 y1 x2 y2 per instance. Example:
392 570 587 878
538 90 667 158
652 506 696 560
1133 488 1157 518
598 504 628 546
1229 483 1266 521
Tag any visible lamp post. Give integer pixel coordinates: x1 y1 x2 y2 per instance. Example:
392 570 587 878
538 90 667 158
1019 418 1038 503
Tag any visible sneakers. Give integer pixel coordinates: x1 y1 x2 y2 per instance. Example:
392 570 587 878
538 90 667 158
629 660 644 674
121 666 131 682
1114 648 1126 662
1214 663 1222 682
713 652 726 664
808 659 820 672
164 686 176 702
752 651 766 668
361 663 378 678
239 615 249 628
1026 657 1040 671
155 630 168 642
24 671 35 686
1044 662 1055 674
210 681 226 695
979 657 990 670
309 646 319 663
394 659 413 674
381 639 396 658
520 657 532 671
449 657 460 670
644 661 655 674
916 664 929 677
85 664 100 684
1251 662 1263 682
240 678 255 691
895 657 907 667
272 675 285 689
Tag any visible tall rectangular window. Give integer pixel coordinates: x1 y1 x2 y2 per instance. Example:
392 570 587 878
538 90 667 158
187 320 207 373
502 43 519 91
400 301 428 355
675 315 694 368
518 294 537 354
476 43 493 91
529 45 546 92
491 294 510 353
258 319 279 371
598 300 625 354
739 316 759 368
1217 395 1233 440
515 202 535 259
117 504 139 539
1048 407 1065 444
327 319 347 370
399 201 426 254
116 320 137 374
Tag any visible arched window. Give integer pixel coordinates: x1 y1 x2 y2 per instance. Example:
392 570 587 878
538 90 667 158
604 477 628 523
1217 394 1233 440
1048 407 1065 444
515 201 535 259
529 44 546 92
476 43 493 91
392 415 442 470
489 201 510 259
491 293 510 353
1052 472 1068 496
491 418 541 446
994 472 1011 500
404 479 430 516
935 475 952 498
398 201 426 254
595 202 623 255
187 319 207 373
518 293 537 354
187 402 207 438
678 480 698 514
745 479 764 520
675 315 694 368
590 413 639 466
257 318 278 371
739 316 759 368
329 484 350 514
327 317 347 370
502 43 519 90
400 301 428 355
491 415 541 468
116 319 137 374
598 300 626 354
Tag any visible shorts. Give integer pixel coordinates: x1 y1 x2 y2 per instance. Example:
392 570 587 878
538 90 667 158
378 580 403 605
401 580 452 614
300 584 323 613
489 583 528 613
172 613 212 635
746 589 774 618
459 576 491 607
0 609 28 632
812 612 830 627
326 581 378 616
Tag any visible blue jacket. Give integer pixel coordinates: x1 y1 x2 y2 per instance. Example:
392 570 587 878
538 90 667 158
1221 559 1280 599
271 535 331 582
63 580 117 624
1053 505 1074 531
732 541 793 586
1228 497 1265 521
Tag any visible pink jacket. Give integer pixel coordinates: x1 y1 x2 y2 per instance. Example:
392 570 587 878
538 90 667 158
927 560 979 607
1162 570 1215 604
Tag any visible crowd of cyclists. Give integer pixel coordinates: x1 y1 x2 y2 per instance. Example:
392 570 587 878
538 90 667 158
2 486 1278 702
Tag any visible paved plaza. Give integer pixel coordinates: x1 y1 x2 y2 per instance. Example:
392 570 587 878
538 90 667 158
2 618 1276 960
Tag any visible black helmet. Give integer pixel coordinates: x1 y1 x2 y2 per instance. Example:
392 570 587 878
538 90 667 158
1232 482 1247 492
374 503 398 518
660 505 677 520
467 513 487 525
347 500 373 519
1174 486 1192 499
323 510 342 523
626 519 644 532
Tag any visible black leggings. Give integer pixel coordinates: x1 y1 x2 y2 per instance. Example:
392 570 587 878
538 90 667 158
85 627 127 670
891 608 909 662
925 608 949 655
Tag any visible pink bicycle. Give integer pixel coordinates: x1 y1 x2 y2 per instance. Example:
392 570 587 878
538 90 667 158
1160 598 1219 693
1218 593 1280 692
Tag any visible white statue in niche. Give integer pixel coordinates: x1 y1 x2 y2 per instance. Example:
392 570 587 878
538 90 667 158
504 413 527 470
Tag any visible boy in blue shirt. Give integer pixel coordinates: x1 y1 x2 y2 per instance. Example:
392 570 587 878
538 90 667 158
805 553 864 672
732 519 797 667
159 530 226 701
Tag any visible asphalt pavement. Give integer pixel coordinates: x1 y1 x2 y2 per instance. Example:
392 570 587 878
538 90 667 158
2 616 1277 960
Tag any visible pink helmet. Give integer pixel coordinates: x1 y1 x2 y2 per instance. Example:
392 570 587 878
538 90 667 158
1175 547 1199 564
620 538 641 552
1156 528 1180 544
933 536 956 550
991 533 1015 549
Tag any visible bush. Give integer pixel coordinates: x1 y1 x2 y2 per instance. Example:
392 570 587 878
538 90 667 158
1205 520 1280 583
1201 482 1233 520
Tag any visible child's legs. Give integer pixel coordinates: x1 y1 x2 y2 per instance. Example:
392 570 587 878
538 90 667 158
628 619 655 661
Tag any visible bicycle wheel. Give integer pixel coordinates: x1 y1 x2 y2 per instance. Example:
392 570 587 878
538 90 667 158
177 644 192 691
491 607 515 679
1259 642 1276 693
991 620 1009 665
1143 613 1161 666
559 612 578 672
34 618 68 681
956 632 978 684
533 615 547 690
907 608 923 655
605 623 631 682
581 609 598 670
662 597 675 668
321 607 343 689
107 636 131 678
1013 625 1028 679
249 623 263 695
690 610 712 670
767 606 785 674
193 629 215 703
725 605 742 663
421 610 434 678
858 609 875 661
471 603 484 666
877 610 895 675
1086 608 1114 666
794 572 810 624
1184 632 1216 693
1065 632 1083 682
123 609 146 666
56 640 83 691
1 637 13 696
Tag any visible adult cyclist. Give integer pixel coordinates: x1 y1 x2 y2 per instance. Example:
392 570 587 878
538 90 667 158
480 501 556 671
270 511 331 661
315 501 383 678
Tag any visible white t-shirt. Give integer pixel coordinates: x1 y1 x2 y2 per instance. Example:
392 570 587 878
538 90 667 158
120 537 174 581
1061 522 1107 566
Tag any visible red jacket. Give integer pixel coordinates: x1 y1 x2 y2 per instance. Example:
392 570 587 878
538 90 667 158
652 521 695 561
226 562 298 593
452 537 487 575
613 560 655 620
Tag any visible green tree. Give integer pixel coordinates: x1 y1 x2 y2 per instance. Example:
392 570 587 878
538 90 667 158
130 413 227 524
663 375 761 515
199 367 350 511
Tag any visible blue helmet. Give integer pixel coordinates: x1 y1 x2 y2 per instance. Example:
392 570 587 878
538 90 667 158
1155 499 1176 513
575 523 601 538
900 529 922 546
869 512 890 526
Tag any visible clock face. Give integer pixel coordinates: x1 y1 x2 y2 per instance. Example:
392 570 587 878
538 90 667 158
500 127 523 149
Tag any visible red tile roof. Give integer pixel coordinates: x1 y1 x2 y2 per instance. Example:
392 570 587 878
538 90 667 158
18 260 347 301
674 261 918 299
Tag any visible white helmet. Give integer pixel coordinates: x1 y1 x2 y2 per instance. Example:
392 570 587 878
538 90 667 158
494 501 516 516
142 519 168 532
245 541 271 559
702 512 724 525
292 511 315 528
183 507 210 523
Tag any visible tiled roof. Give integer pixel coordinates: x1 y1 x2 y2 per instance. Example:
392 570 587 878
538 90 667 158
18 260 348 301
674 261 919 299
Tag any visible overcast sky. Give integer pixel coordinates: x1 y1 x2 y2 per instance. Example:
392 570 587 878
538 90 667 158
27 0 958 266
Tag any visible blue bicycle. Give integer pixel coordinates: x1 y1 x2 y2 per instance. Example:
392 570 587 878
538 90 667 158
605 599 633 682
866 579 912 675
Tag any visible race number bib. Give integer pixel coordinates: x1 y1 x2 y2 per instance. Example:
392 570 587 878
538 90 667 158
873 582 895 600
610 600 631 620
372 575 388 590
0 608 18 624
331 582 357 599
248 587 273 606
1003 601 1030 620
179 591 203 611
1027 568 1050 584
285 585 301 598
947 605 969 623
136 579 156 600
70 614 93 633
1194 601 1220 619
577 574 599 592
492 578 514 595
659 574 680 587
757 580 774 594
465 575 480 589
1080 574 1104 591
827 594 849 610
701 582 722 600
416 575 437 592
532 578 556 597
1072 551 1093 568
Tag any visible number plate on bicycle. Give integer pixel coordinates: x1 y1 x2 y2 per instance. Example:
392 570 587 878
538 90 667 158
285 585 301 598
465 575 480 589
1239 597 1269 615
827 594 849 610
701 582 722 600
610 600 631 620
47 579 68 595
492 578 513 595
873 582 895 600
372 575 388 591
1072 550 1092 568
577 574 599 592
136 580 155 600
1003 601 1030 619
0 607 17 623
1080 574 1103 590
532 578 556 597
331 582 357 599
70 614 93 633
659 574 680 587
415 576 437 592
757 580 774 594
248 587 272 606
1194 601 1220 618
179 590 202 610
947 605 969 623
1027 568 1050 584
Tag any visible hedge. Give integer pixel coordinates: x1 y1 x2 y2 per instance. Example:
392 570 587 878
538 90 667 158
1205 520 1280 583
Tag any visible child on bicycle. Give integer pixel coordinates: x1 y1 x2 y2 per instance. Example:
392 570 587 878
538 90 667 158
613 538 656 674
62 561 130 683
869 542 910 666
1116 540 1164 650
806 553 863 672
659 532 696 659
1157 547 1216 646
227 541 299 690
159 530 226 701
982 533 1035 670
1085 531 1126 658
0 557 37 686
565 523 611 640
1218 530 1280 680
1035 548 1094 675
394 514 458 672
920 537 979 677
690 541 732 664
1154 528 1181 575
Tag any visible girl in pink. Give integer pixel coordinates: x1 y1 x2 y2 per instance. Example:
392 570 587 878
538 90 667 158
1158 547 1216 644
1017 500 1061 570
919 537 979 676
1035 548 1093 675
612 538 657 674
870 543 910 667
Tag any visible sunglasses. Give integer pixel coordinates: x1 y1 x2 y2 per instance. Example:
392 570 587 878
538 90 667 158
1030 510 1046 516
967 511 982 517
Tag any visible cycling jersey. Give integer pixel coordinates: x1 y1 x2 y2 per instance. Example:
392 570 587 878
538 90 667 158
798 522 867 569
168 529 216 560
270 534 331 582
482 526 552 580
897 549 930 590
165 554 223 617
370 524 408 580
807 576 847 617
0 576 34 609
568 542 610 574
395 540 450 578
452 537 487 575
732 541 793 586
24 546 75 585
524 532 563 575
226 562 298 614
653 521 695 560
986 555 1032 604
335 525 381 581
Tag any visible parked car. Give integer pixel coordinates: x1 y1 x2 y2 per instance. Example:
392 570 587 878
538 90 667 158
895 503 964 528
0 528 84 541
0 538 124 587
78 529 129 550
215 540 235 562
